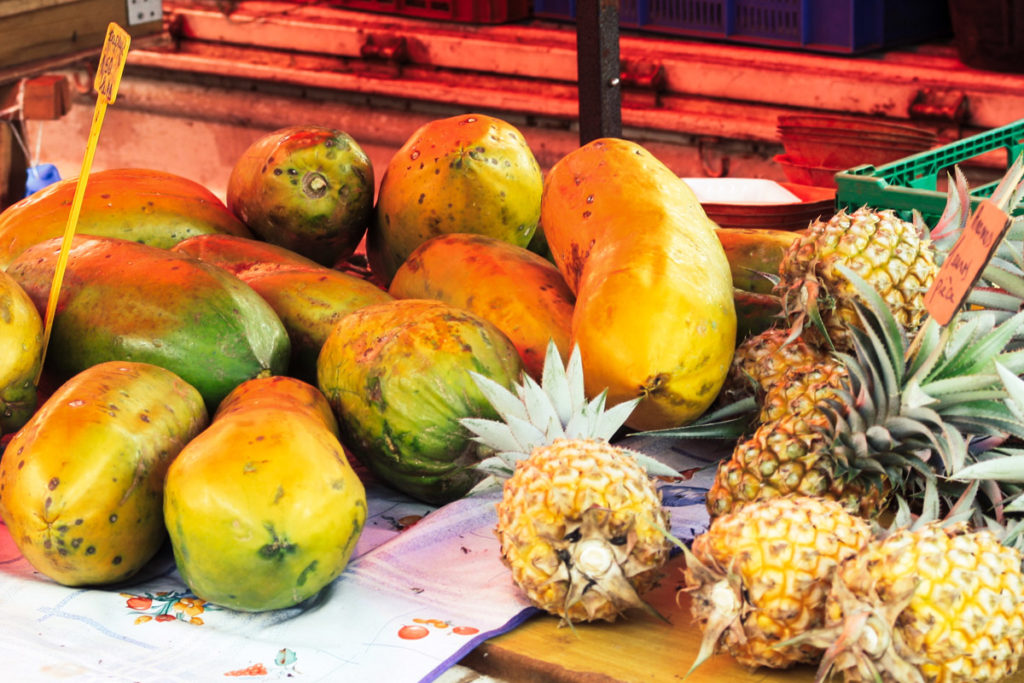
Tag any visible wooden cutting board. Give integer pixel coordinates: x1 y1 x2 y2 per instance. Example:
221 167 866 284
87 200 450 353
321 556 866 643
459 553 1024 683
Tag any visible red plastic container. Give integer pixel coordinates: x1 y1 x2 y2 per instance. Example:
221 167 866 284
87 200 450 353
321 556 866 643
329 0 529 22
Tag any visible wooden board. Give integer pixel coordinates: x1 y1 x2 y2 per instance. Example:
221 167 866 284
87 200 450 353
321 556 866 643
460 553 1024 682
0 0 161 69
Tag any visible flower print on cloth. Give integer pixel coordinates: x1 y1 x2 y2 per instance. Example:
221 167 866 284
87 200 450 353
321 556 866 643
122 590 219 625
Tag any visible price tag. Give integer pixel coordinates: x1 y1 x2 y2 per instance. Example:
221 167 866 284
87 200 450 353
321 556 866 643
924 199 1012 326
37 23 131 379
94 23 130 103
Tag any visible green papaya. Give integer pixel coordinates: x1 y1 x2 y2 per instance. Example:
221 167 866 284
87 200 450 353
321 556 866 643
367 113 543 285
0 270 43 433
0 168 252 269
7 236 290 409
164 375 366 612
227 126 375 266
317 299 523 505
0 361 208 586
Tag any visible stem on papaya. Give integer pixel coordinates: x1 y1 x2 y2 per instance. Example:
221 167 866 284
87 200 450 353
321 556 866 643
302 172 330 199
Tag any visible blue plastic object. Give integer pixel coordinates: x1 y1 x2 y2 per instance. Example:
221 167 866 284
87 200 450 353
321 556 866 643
25 163 60 197
533 0 952 54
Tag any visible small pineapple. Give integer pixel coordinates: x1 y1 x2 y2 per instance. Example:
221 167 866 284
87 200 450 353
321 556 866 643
718 326 830 404
461 340 675 624
681 495 873 671
778 205 938 352
807 521 1024 683
497 437 671 623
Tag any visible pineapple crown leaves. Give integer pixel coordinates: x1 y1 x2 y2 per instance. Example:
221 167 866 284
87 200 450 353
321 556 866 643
459 339 679 478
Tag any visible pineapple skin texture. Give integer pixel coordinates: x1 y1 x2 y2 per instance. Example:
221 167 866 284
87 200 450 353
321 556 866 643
828 523 1024 683
778 207 937 352
496 438 670 623
688 496 873 669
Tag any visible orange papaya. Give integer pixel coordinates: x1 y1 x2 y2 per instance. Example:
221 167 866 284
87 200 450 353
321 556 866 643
0 361 208 586
227 126 374 266
541 138 736 431
389 233 573 380
0 168 251 268
367 113 543 285
170 233 322 275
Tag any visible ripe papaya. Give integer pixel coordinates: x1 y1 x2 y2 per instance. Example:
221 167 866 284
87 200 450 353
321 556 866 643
541 138 736 431
715 227 801 294
389 233 573 380
0 168 251 269
367 113 543 285
317 299 523 505
7 236 290 409
0 361 208 586
227 126 375 266
235 263 394 383
170 233 323 275
164 375 366 612
0 270 43 433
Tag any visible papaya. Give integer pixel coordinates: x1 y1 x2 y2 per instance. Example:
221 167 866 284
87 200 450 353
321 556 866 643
0 361 208 586
540 138 736 431
389 233 573 380
170 233 323 275
162 376 364 610
235 263 394 383
367 113 543 285
715 227 801 294
0 168 251 269
7 236 290 409
227 126 375 266
0 270 44 433
164 375 366 612
317 299 523 505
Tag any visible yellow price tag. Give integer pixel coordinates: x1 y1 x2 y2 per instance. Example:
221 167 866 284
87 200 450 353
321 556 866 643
37 23 131 379
94 23 131 104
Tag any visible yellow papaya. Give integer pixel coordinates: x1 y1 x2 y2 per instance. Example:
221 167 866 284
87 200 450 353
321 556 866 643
163 375 367 612
0 168 252 269
367 113 543 285
0 270 43 433
0 361 208 586
389 233 573 380
541 138 736 430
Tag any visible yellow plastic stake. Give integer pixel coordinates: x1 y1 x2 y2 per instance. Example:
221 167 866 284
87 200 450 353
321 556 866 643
37 23 131 378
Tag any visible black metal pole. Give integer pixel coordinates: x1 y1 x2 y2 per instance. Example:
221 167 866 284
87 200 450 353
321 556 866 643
576 0 622 145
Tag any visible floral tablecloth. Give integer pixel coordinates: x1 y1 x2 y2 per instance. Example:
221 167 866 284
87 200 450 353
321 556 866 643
0 436 723 682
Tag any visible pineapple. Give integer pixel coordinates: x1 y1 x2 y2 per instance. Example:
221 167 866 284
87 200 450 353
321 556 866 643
778 206 938 353
681 495 873 671
461 340 675 624
806 521 1024 683
718 326 830 404
704 269 1024 521
496 437 671 623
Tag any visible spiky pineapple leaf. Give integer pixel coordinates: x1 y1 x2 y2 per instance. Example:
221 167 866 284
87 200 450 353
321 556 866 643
951 454 1024 483
470 371 529 424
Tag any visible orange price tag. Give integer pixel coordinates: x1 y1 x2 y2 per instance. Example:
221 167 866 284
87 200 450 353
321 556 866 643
924 199 1011 326
94 23 130 104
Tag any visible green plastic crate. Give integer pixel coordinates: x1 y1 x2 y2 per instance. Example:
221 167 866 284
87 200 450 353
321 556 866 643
834 118 1024 224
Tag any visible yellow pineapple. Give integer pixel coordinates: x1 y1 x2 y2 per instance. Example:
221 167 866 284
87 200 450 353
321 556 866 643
681 495 873 671
807 522 1024 683
778 206 937 352
461 341 675 624
718 326 830 404
497 437 671 623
